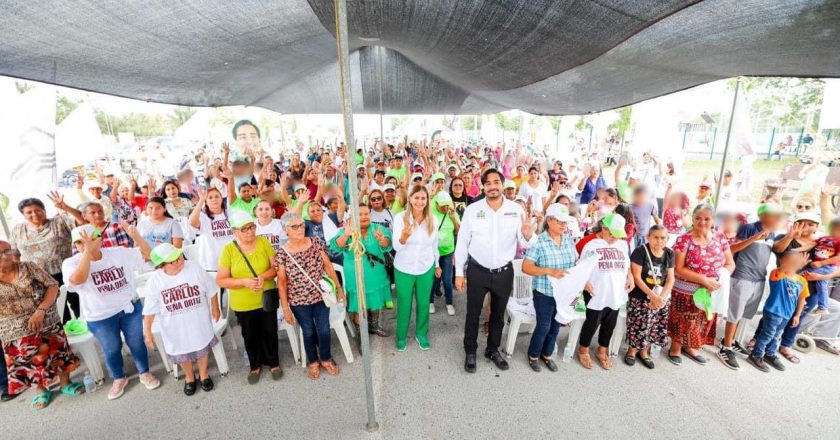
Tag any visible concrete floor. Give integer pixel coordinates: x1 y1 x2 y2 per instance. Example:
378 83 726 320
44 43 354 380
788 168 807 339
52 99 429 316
3 293 840 440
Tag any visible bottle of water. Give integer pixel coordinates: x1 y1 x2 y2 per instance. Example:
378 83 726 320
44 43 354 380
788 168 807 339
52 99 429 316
651 344 662 358
242 351 250 369
562 346 572 363
83 371 97 393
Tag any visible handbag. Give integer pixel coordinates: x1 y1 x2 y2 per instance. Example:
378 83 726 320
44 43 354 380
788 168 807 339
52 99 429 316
281 246 338 308
232 240 279 312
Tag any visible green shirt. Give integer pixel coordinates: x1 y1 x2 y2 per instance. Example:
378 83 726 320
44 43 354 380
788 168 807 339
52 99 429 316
329 224 392 295
432 211 456 255
218 237 277 312
230 197 258 215
387 166 407 181
390 199 404 214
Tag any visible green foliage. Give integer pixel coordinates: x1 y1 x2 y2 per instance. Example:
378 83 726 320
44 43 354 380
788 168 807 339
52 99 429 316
545 116 560 132
608 106 633 136
729 77 824 131
391 116 408 131
493 112 520 132
574 116 587 131
169 106 197 127
460 116 482 131
14 81 32 94
94 109 175 137
56 95 82 125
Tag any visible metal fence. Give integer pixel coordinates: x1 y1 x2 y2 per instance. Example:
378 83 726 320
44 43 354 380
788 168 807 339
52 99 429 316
677 123 827 159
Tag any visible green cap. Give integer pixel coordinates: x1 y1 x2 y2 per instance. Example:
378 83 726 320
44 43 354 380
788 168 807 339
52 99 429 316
601 213 627 238
431 172 446 182
692 287 713 320
757 203 784 216
617 181 632 203
229 210 256 229
435 192 453 206
70 224 101 243
150 243 184 267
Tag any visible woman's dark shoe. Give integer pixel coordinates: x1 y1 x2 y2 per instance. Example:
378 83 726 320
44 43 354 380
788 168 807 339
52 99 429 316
541 357 559 372
247 369 261 385
183 381 197 396
667 353 682 365
201 378 214 391
624 353 636 366
637 353 655 369
528 356 541 372
1 391 19 402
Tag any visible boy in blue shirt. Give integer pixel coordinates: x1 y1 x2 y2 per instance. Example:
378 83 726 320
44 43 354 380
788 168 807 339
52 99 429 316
747 250 809 372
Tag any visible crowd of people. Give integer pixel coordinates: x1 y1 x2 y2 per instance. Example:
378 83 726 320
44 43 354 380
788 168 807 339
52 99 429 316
2 119 839 410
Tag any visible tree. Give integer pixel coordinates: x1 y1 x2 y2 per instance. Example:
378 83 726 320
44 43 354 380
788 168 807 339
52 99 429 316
607 106 633 137
729 77 824 131
56 95 82 125
14 81 32 94
169 106 197 127
94 109 173 137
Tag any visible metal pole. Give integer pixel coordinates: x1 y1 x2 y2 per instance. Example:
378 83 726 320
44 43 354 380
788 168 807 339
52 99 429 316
709 126 718 160
766 126 776 160
796 127 804 154
681 124 688 151
714 78 741 210
334 0 379 432
377 46 384 143
587 125 593 154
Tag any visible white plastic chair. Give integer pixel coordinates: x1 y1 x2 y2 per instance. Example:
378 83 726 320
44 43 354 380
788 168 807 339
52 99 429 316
276 313 302 365
179 217 195 245
154 284 232 379
297 302 354 367
182 243 200 264
503 259 536 358
332 263 356 338
563 305 626 358
57 286 105 383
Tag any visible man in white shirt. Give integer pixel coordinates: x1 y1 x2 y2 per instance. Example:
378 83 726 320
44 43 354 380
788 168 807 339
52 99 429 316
455 169 535 373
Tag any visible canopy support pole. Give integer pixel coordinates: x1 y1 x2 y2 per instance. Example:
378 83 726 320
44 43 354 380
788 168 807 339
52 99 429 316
714 77 741 210
377 46 384 142
333 0 379 432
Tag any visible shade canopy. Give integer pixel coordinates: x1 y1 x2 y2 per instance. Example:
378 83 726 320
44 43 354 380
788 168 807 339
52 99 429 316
1 0 839 115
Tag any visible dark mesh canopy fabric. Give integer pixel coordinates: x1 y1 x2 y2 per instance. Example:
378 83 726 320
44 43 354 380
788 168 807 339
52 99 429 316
1 0 838 114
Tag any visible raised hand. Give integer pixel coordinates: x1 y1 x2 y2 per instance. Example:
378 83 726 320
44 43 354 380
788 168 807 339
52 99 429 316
79 231 101 256
47 191 67 210
520 213 533 239
120 220 139 239
75 175 84 189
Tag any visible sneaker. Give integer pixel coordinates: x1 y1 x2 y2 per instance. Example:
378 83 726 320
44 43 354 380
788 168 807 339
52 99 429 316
107 378 128 400
446 304 455 316
747 355 770 373
816 339 840 355
810 308 830 317
429 303 436 314
764 355 786 371
415 336 431 350
731 340 749 356
717 347 741 370
138 372 161 390
395 340 406 352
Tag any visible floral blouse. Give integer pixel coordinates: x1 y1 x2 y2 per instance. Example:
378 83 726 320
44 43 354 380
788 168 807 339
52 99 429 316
165 197 194 219
0 262 61 341
10 216 75 275
276 239 326 306
672 231 730 293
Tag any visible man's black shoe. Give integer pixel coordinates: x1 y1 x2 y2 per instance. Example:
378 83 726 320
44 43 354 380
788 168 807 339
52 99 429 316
485 351 510 370
464 354 477 373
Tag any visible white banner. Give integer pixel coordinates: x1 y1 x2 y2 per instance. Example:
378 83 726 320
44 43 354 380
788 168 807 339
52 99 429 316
55 103 105 174
819 78 840 131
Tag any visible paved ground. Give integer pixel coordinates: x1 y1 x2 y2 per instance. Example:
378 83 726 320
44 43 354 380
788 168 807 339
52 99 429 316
3 292 840 439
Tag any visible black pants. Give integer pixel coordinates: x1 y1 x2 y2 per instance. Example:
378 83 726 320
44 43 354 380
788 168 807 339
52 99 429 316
51 272 80 323
235 309 280 371
579 291 620 348
463 260 513 355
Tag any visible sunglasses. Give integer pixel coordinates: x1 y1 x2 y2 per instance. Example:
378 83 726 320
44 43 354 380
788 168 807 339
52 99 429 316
370 197 383 202
287 223 305 230
452 183 464 187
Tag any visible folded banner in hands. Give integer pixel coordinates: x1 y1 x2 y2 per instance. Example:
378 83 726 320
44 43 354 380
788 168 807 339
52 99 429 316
551 253 599 324
711 268 731 316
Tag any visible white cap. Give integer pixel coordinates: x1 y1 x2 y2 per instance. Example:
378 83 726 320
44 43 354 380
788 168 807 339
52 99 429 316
383 183 396 191
545 203 573 222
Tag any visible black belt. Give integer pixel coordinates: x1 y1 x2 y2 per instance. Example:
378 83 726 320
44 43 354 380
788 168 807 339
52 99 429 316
468 258 511 274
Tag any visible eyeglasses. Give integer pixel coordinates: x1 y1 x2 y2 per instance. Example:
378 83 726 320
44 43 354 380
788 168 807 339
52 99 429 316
164 255 184 265
370 197 383 202
287 223 305 230
452 183 464 187
237 224 257 232
797 205 812 210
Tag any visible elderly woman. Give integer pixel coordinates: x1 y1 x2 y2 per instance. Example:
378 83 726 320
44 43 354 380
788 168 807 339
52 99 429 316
216 211 280 385
277 212 345 380
668 204 735 366
10 196 84 322
143 244 220 396
0 240 84 408
521 204 578 372
62 224 159 400
330 204 392 337
392 186 441 352
625 225 674 369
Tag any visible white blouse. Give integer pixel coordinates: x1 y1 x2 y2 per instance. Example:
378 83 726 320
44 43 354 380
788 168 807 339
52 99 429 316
392 211 440 275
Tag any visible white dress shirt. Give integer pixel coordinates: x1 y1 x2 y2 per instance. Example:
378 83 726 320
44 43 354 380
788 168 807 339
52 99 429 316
454 198 536 276
392 211 440 275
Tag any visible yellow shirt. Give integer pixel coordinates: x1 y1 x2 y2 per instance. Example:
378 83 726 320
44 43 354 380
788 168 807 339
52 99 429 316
218 236 277 312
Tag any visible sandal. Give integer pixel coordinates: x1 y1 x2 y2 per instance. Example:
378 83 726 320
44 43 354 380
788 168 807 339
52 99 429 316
668 353 682 365
320 359 340 376
623 353 636 366
247 369 261 385
682 349 708 365
307 362 321 380
59 382 85 396
578 350 593 369
541 356 558 372
270 367 284 381
528 357 542 372
779 349 800 364
637 353 656 369
596 351 613 370
31 391 52 410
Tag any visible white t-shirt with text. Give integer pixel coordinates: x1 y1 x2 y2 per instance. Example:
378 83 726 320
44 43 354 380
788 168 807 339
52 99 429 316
581 238 630 311
62 247 145 322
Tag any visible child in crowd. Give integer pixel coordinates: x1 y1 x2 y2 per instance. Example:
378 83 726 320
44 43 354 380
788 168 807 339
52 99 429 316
662 190 689 235
807 218 840 315
747 250 809 372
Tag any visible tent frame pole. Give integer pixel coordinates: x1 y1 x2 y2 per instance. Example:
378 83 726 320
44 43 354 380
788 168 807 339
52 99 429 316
377 46 384 142
714 77 741 210
334 0 379 432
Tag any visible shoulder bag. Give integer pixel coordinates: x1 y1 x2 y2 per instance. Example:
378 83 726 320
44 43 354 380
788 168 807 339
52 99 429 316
281 245 338 308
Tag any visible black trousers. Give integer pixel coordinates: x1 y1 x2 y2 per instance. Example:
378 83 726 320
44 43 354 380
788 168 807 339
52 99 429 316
578 291 620 348
463 260 513 355
51 272 80 323
235 309 280 371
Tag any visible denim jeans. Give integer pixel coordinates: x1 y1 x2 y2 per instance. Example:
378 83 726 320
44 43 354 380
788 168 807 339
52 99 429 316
291 301 332 364
527 291 561 358
0 338 7 392
754 290 818 349
431 253 454 305
87 301 149 380
809 265 834 310
752 311 787 358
